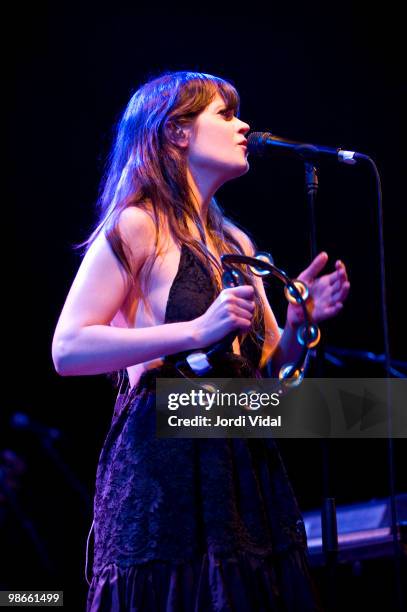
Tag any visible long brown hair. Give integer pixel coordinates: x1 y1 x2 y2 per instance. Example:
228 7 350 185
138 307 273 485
81 71 264 363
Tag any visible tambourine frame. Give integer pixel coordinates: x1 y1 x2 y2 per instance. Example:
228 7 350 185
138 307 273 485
221 253 319 382
174 251 320 388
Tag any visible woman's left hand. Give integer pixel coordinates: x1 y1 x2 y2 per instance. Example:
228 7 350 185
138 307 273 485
287 252 350 327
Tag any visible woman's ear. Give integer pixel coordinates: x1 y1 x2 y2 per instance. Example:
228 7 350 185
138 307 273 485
166 122 190 148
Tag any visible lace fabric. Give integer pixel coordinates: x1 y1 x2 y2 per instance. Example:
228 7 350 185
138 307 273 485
87 244 322 611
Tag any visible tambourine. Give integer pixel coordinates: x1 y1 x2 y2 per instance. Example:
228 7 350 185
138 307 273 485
175 252 321 389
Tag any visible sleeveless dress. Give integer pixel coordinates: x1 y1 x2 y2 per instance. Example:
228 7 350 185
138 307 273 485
86 244 322 611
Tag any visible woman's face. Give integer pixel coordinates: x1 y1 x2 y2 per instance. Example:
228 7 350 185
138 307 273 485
186 92 250 185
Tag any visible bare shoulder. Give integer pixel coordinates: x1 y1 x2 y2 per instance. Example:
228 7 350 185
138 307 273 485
116 204 159 267
53 206 159 336
117 205 157 247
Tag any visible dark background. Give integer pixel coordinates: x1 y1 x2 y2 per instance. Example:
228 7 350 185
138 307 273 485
4 1 406 609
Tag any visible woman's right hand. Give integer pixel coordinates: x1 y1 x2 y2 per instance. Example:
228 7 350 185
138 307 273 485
191 285 255 348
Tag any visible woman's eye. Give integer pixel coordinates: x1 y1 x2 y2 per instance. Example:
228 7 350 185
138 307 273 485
219 109 234 120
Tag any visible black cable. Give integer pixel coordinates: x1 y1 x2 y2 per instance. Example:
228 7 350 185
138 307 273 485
366 155 404 610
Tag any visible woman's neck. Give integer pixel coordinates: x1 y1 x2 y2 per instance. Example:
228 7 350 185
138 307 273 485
186 167 224 225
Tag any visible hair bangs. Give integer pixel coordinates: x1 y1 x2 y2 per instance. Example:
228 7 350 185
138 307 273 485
213 78 240 116
174 73 240 118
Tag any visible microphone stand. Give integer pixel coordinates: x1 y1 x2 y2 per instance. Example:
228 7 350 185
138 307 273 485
304 160 339 612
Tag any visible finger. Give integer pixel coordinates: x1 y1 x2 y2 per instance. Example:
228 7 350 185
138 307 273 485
220 291 255 311
299 252 329 282
329 271 342 287
335 260 349 281
329 263 348 283
332 277 350 294
229 315 253 332
220 286 252 303
233 297 256 312
231 305 254 321
334 281 350 301
235 318 253 331
227 285 255 298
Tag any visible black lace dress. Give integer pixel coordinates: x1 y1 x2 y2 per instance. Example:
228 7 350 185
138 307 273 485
86 244 322 611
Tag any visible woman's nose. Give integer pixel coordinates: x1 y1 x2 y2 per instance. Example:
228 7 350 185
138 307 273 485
238 119 250 134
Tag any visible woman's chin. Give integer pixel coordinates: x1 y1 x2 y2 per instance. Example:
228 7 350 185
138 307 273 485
226 160 250 181
233 160 250 178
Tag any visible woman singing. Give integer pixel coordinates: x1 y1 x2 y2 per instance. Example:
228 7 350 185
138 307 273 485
52 71 349 611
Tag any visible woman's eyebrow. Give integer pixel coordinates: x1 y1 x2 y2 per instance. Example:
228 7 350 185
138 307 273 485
215 103 234 112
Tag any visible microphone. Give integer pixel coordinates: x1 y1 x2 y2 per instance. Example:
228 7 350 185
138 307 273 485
247 131 368 165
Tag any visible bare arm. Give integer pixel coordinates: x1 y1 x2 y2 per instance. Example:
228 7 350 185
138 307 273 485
253 268 303 373
52 208 198 376
52 322 198 376
52 209 256 377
